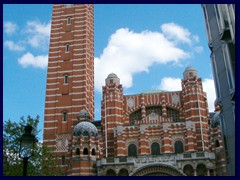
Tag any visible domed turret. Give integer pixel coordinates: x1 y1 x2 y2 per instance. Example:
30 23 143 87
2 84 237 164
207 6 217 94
183 66 198 80
73 121 98 137
105 73 120 85
77 109 90 121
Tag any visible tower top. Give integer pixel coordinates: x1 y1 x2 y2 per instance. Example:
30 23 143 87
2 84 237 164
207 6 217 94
183 66 198 80
105 73 120 86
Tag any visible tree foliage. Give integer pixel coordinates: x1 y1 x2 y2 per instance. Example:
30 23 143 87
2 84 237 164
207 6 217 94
3 115 62 176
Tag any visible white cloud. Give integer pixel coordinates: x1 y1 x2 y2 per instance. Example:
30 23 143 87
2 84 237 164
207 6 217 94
4 21 18 34
158 77 216 112
4 40 25 51
18 52 48 69
161 23 191 45
202 78 216 112
95 25 192 92
158 77 182 91
25 20 51 48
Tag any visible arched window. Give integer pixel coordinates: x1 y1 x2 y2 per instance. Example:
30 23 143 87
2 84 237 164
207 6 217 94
66 44 70 53
67 17 71 25
83 147 88 155
129 109 141 125
197 164 207 176
118 168 129 176
62 111 67 122
128 144 137 156
76 148 80 155
64 75 68 84
106 169 116 176
174 141 184 154
167 107 180 122
183 164 194 176
92 148 96 155
151 142 160 155
215 140 220 147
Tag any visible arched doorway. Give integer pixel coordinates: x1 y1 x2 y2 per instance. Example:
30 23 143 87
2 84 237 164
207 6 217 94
130 164 186 176
106 169 116 176
118 168 129 176
197 164 207 176
183 164 194 176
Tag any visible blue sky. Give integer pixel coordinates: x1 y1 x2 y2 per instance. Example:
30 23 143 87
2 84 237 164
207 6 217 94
3 4 215 140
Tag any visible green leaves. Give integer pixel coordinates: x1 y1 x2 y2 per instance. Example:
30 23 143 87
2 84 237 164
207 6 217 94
3 115 62 176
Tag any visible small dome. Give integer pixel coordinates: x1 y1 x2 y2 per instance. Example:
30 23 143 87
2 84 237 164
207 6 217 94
107 73 118 79
185 66 196 72
73 121 98 137
183 66 198 80
77 109 90 121
105 73 120 85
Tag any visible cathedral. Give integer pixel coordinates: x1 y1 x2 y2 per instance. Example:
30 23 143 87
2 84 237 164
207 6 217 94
43 4 227 176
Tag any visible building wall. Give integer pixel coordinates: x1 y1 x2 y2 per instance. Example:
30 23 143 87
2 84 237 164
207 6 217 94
43 4 94 175
202 4 235 175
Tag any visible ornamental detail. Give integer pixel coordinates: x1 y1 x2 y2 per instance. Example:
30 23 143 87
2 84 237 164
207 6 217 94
172 93 180 105
127 97 135 108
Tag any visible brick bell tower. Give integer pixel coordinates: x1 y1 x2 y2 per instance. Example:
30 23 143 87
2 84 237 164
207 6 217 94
181 67 210 151
101 73 124 157
43 4 94 174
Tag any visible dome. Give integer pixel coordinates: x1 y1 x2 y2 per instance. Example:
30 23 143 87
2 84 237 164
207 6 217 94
107 73 118 79
77 109 90 120
183 66 198 80
185 66 196 72
73 121 98 137
105 73 120 85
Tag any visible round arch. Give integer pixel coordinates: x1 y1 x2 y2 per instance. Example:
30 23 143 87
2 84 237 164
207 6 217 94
130 164 186 176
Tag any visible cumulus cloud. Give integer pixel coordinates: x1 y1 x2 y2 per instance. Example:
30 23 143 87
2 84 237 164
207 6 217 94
94 24 199 92
161 23 191 45
4 21 18 34
158 77 216 112
18 52 48 69
25 20 51 48
158 77 182 91
4 40 25 51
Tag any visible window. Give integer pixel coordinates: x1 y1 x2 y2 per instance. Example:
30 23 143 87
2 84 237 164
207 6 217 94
62 112 67 122
146 106 162 116
151 142 160 155
64 75 68 84
215 140 220 148
61 155 65 165
129 109 141 125
83 147 88 155
76 148 80 155
174 141 184 154
67 17 71 25
92 148 96 155
167 107 180 122
189 72 193 77
65 44 70 53
128 144 137 156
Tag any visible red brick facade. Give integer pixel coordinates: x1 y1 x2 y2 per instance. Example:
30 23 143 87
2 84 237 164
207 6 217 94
43 4 226 176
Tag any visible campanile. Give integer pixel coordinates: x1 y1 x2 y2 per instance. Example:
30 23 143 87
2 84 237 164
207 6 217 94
43 4 94 171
